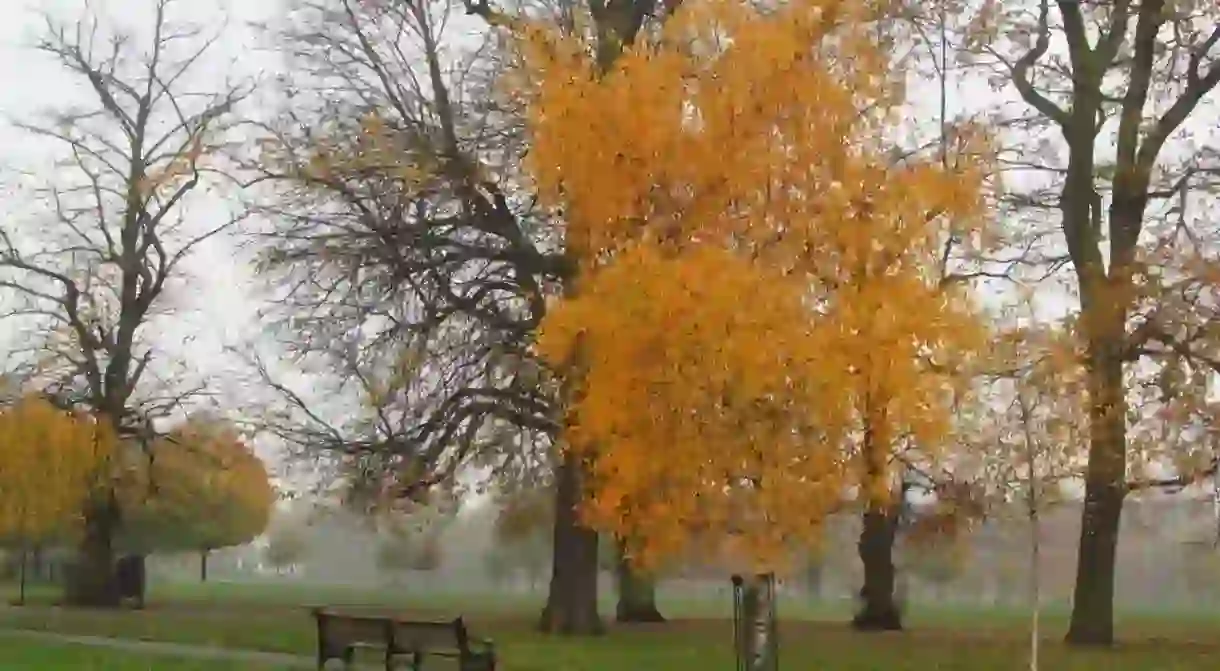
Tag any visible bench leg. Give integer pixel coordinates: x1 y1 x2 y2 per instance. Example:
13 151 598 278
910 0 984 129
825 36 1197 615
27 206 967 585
460 655 496 671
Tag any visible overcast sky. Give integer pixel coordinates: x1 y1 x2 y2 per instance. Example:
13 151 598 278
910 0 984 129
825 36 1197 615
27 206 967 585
0 0 272 359
0 0 288 475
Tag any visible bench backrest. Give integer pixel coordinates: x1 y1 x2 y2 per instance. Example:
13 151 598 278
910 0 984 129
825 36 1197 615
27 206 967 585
391 619 466 651
313 609 469 652
314 610 393 648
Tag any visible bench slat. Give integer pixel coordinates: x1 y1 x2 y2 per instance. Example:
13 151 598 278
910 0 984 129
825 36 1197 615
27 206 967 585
311 608 496 671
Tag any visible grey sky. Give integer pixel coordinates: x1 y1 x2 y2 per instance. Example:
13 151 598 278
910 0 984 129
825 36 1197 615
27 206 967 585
0 0 281 463
0 0 271 354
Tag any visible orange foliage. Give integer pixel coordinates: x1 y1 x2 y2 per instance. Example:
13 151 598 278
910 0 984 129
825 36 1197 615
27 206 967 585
119 417 275 553
516 0 990 570
0 394 114 545
953 299 1091 516
538 243 850 569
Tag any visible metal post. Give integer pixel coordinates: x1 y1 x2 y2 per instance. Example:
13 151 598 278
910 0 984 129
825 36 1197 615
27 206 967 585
731 573 779 671
758 572 778 671
730 574 745 671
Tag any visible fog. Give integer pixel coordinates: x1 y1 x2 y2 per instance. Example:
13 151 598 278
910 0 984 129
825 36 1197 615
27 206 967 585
136 492 1220 615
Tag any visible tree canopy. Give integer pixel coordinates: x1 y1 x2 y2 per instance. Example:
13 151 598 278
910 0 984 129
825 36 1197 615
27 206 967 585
117 417 275 556
0 395 115 547
513 0 990 570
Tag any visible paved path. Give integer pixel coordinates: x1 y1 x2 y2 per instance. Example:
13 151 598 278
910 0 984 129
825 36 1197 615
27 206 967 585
0 628 320 668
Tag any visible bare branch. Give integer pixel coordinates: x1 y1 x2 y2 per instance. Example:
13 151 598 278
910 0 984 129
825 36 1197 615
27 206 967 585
0 0 247 443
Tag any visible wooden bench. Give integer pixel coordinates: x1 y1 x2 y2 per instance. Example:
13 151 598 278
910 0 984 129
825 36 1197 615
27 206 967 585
311 607 496 670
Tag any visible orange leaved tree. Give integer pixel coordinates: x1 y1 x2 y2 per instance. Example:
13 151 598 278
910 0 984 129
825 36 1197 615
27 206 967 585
118 417 275 582
0 394 114 604
513 0 990 592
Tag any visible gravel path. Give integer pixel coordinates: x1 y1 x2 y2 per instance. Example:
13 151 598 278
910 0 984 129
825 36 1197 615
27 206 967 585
0 628 320 668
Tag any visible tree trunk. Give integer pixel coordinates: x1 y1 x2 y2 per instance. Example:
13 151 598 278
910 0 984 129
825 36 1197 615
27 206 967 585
30 546 44 583
804 560 823 599
17 546 27 606
1029 509 1042 671
200 549 209 583
1066 337 1127 646
539 451 603 635
64 495 121 607
1066 480 1124 645
853 506 902 631
615 540 665 623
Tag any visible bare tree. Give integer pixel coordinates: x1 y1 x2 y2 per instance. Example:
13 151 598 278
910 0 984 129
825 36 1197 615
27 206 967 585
900 0 1220 645
244 0 558 484
0 0 249 606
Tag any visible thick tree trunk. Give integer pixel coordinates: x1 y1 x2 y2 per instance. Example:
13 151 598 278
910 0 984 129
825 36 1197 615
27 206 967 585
853 507 902 631
64 496 121 607
615 540 665 623
1066 442 1125 644
853 417 903 631
1066 332 1128 646
539 451 603 635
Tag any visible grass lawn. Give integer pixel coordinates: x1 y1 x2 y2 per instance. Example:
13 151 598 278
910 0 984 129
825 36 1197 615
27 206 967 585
0 637 290 670
2 581 1219 670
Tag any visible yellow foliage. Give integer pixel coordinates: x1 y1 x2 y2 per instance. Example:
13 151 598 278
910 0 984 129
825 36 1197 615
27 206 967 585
957 309 1089 513
514 0 991 571
118 417 275 552
537 241 852 569
0 395 114 545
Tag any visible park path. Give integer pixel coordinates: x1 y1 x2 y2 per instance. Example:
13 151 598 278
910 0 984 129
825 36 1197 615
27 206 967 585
0 627 327 668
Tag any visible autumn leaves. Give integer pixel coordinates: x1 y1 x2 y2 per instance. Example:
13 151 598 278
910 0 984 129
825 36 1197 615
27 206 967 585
514 0 992 571
0 397 113 551
0 396 274 581
116 418 276 557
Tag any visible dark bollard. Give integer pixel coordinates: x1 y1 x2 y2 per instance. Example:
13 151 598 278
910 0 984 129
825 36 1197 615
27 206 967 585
731 575 744 671
115 555 146 609
730 573 778 671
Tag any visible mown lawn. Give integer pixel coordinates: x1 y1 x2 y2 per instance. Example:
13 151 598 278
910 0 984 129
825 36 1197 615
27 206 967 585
2 581 1219 670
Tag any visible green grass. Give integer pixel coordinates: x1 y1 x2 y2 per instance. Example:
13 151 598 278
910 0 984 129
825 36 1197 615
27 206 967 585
2 580 1219 670
0 637 288 670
